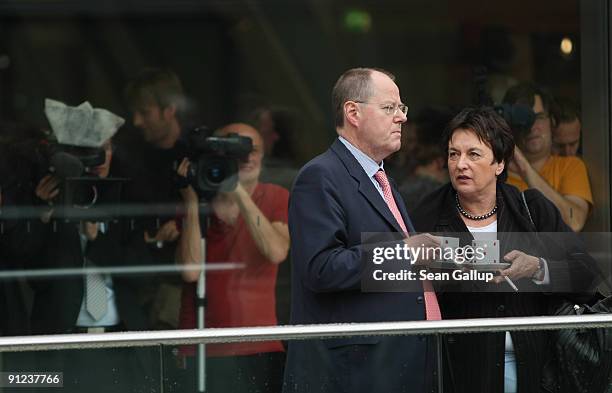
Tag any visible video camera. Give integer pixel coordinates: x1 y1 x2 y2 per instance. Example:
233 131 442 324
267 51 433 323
45 142 106 178
32 140 126 218
185 126 253 200
473 67 535 142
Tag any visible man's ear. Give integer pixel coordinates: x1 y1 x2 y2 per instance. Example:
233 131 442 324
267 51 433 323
344 101 360 127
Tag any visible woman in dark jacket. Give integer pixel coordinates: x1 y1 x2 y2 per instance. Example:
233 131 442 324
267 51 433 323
411 107 595 393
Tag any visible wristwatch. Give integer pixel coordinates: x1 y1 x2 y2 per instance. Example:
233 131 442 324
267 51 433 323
532 257 546 281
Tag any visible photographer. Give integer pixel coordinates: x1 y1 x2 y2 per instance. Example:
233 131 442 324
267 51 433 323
176 123 289 393
503 82 592 231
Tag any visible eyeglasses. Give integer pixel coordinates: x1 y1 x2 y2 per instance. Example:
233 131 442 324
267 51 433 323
354 101 409 116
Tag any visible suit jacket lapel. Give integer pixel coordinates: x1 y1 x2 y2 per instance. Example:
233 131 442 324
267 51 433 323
330 139 405 233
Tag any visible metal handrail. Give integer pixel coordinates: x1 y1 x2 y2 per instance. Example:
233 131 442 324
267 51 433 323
1 314 612 352
0 263 244 279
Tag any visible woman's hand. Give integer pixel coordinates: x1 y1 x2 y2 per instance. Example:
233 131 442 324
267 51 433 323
491 250 539 283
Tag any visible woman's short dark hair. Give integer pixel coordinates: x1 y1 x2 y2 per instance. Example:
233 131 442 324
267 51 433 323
442 106 515 182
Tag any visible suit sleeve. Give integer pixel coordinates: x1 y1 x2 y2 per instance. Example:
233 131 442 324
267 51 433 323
289 164 364 293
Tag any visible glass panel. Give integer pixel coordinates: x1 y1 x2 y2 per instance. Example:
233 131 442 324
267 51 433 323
0 1 609 392
164 342 286 393
1 326 608 393
0 346 162 392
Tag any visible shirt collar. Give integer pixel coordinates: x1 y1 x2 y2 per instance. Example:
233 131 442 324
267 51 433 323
338 136 384 178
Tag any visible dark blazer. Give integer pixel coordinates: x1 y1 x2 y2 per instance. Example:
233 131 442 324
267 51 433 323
24 216 158 385
27 218 151 334
411 182 597 393
0 221 30 336
283 139 432 393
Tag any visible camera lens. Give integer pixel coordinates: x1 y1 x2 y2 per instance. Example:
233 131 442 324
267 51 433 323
206 164 227 185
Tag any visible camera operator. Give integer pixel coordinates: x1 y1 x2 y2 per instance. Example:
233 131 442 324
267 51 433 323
176 123 290 393
503 82 592 232
26 131 156 393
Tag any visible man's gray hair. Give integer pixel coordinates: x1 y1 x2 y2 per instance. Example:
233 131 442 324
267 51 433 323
331 67 395 128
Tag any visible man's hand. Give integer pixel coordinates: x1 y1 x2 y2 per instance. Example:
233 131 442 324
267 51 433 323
216 181 248 204
83 222 99 241
211 192 240 226
491 250 539 283
145 220 180 244
35 175 61 223
35 174 61 203
404 234 441 265
509 146 589 232
508 146 531 178
176 158 198 204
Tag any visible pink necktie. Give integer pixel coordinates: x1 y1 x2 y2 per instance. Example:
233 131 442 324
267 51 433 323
374 170 441 321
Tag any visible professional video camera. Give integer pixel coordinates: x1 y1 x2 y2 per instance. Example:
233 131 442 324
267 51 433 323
32 140 126 217
0 99 129 222
185 126 253 199
44 142 106 178
473 67 535 142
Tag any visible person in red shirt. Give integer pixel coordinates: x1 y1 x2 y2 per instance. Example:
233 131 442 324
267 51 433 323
176 122 290 393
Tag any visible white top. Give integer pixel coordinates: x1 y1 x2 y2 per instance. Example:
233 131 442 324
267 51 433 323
466 220 498 236
465 219 513 352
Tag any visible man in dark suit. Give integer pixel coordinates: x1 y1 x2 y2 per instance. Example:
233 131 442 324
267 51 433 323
283 68 440 393
27 137 157 393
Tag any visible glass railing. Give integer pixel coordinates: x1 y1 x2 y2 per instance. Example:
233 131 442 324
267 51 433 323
1 315 612 392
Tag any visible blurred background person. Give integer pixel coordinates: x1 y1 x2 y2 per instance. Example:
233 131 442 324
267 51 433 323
398 143 447 211
176 122 289 393
121 67 192 330
0 121 46 337
396 106 454 211
503 82 592 231
248 105 300 191
0 122 48 380
552 97 582 156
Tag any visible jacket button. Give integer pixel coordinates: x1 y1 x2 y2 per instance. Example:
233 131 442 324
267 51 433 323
497 304 505 312
416 296 424 304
